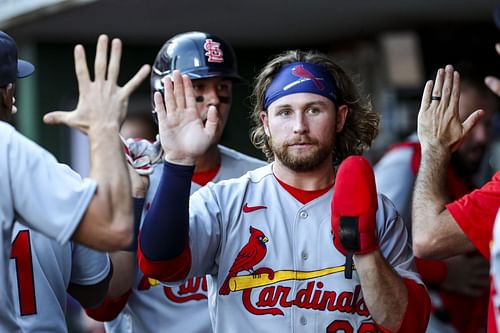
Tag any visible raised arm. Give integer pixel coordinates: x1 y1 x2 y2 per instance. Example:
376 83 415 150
412 65 484 259
43 35 150 251
138 70 220 280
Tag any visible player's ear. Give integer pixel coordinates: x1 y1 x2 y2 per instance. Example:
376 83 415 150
0 83 14 121
259 111 270 136
335 104 349 133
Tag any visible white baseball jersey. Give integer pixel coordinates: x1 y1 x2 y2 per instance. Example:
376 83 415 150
106 145 265 333
182 163 421 332
10 222 110 332
373 134 418 232
0 122 97 331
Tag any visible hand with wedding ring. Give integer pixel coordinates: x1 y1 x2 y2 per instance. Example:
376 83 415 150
417 64 485 156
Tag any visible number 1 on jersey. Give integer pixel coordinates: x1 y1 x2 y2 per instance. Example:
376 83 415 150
11 230 37 315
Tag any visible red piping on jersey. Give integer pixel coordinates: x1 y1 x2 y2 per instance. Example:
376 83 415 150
192 164 221 186
275 176 333 204
84 290 132 322
138 239 192 282
378 278 430 333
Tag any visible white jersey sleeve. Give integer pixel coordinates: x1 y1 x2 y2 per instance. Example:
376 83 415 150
374 145 416 232
3 123 97 244
185 163 421 332
0 122 97 332
10 223 110 332
106 144 265 333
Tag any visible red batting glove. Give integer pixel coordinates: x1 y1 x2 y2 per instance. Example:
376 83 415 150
331 155 378 256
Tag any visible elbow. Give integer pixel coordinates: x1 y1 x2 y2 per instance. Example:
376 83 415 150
102 215 134 251
412 233 439 259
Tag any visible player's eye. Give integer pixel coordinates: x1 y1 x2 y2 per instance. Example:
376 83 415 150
276 109 292 117
307 106 321 114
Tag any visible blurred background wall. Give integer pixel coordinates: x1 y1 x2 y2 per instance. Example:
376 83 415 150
2 0 499 176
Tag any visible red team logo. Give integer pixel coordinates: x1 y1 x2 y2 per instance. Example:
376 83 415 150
204 38 224 63
219 226 269 295
283 65 326 91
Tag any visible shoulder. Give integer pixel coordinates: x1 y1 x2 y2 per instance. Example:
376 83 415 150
218 145 266 167
200 164 273 195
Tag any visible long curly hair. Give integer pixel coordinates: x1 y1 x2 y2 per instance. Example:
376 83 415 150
249 50 379 166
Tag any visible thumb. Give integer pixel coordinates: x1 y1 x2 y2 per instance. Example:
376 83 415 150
205 105 220 139
43 111 71 125
462 109 484 137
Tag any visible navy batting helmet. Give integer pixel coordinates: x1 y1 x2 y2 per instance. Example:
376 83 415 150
151 31 241 113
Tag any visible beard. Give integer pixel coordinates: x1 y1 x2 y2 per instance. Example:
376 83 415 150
451 144 486 179
269 135 335 172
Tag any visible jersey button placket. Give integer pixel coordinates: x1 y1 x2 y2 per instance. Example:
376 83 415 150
299 211 308 219
300 316 307 326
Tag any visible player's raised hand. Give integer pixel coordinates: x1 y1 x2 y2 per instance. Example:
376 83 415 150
417 65 484 154
43 34 150 134
155 70 221 165
484 43 500 97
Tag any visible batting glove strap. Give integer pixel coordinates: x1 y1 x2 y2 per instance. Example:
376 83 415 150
121 135 163 175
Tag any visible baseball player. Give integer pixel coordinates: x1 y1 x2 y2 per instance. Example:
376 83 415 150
412 64 500 332
138 50 431 332
0 32 149 331
374 62 497 332
85 32 265 333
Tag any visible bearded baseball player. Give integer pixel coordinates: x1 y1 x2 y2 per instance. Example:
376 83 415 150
138 50 431 332
85 31 265 333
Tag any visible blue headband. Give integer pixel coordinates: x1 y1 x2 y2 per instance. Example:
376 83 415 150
263 62 339 110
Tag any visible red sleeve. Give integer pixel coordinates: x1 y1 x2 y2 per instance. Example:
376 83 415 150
414 257 447 285
84 290 131 322
376 278 431 333
137 238 191 282
446 171 500 260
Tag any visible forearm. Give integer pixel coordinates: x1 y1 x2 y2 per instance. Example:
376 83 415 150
106 251 136 298
412 146 450 256
354 250 407 332
139 161 193 260
73 128 133 250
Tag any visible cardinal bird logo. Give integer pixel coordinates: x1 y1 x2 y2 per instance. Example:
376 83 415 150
282 65 325 92
219 226 269 295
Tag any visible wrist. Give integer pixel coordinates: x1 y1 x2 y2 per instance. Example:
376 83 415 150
164 154 196 166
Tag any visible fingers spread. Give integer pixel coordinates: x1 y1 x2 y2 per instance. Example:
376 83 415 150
420 80 434 110
183 74 197 110
462 109 485 137
440 65 454 108
431 68 444 102
122 64 151 97
154 91 166 121
205 105 220 139
449 71 460 115
484 76 500 97
43 111 68 125
74 45 90 91
107 38 123 83
162 75 176 114
172 71 186 110
94 34 109 81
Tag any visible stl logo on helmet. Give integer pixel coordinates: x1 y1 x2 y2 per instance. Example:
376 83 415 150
204 39 224 63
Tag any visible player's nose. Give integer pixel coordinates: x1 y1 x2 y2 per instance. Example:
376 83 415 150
293 113 308 134
204 86 220 107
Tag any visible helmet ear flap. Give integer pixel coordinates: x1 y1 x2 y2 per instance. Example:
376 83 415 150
149 31 242 120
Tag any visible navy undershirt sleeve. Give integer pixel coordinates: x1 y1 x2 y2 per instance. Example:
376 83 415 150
123 197 145 251
139 161 194 261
